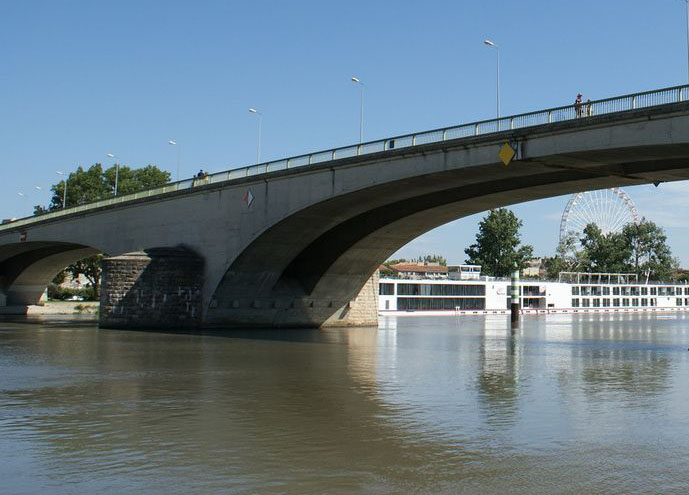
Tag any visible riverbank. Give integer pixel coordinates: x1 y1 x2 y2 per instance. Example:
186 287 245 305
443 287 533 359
27 301 99 315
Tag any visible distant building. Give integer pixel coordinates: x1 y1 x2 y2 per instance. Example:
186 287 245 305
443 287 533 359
447 264 482 280
387 262 448 279
522 258 545 278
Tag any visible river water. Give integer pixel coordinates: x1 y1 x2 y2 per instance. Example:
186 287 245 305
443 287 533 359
1 314 688 494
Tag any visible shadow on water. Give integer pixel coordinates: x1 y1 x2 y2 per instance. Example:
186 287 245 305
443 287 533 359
0 314 373 344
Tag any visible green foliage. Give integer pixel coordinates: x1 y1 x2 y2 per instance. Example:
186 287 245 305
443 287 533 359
65 255 104 297
47 284 98 301
544 232 585 279
579 224 630 273
51 270 67 285
544 256 567 279
379 266 397 278
549 220 678 281
464 208 534 277
621 220 677 281
43 163 171 211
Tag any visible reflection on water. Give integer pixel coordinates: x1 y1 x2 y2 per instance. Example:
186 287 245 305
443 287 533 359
1 314 689 494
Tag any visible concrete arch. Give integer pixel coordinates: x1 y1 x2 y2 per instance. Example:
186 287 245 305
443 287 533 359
209 139 689 327
0 242 101 307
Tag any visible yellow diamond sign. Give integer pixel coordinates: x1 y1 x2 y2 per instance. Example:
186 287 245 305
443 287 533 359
498 143 516 166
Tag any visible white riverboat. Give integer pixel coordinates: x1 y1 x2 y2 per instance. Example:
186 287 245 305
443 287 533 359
378 266 689 316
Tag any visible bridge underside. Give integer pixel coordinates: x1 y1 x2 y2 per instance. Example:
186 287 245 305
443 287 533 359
207 143 689 328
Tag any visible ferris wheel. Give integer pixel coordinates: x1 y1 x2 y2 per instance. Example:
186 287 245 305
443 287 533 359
559 188 640 242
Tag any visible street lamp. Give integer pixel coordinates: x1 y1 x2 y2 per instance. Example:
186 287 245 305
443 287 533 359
248 108 263 165
168 140 180 181
483 39 500 120
106 152 120 196
351 76 364 143
56 171 68 209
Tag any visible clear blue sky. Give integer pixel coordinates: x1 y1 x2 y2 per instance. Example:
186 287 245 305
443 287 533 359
2 0 689 264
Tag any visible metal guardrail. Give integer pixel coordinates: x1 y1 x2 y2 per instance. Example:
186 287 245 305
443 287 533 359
2 84 688 233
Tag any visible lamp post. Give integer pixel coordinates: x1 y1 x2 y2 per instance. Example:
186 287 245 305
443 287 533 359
248 108 263 164
106 153 120 196
351 77 364 143
56 171 67 209
168 140 180 181
483 40 500 120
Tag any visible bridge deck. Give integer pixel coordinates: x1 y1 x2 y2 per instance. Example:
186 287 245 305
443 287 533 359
2 84 688 232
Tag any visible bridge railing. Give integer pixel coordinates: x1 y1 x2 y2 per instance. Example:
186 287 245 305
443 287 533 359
2 84 688 232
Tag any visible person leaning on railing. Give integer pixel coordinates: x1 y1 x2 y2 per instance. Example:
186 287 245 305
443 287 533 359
193 169 209 186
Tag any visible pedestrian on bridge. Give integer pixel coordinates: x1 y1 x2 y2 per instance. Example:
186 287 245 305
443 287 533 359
575 93 583 118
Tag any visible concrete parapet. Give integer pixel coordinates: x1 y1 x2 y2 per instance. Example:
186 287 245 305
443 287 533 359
99 248 203 330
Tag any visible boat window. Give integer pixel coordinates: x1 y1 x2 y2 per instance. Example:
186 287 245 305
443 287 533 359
379 283 395 295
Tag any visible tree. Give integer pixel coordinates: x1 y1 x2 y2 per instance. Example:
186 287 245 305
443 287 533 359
65 255 104 297
544 232 584 279
103 164 172 196
621 220 677 281
544 256 569 280
48 164 109 211
545 220 678 282
464 208 534 277
579 223 630 273
40 163 171 212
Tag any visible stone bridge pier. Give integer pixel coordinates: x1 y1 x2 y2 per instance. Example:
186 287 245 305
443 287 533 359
98 247 379 330
99 248 205 329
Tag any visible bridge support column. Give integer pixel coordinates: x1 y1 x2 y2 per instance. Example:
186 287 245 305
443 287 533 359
323 270 379 327
99 248 204 330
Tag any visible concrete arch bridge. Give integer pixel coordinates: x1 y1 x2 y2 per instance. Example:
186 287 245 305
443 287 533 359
1 85 688 328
